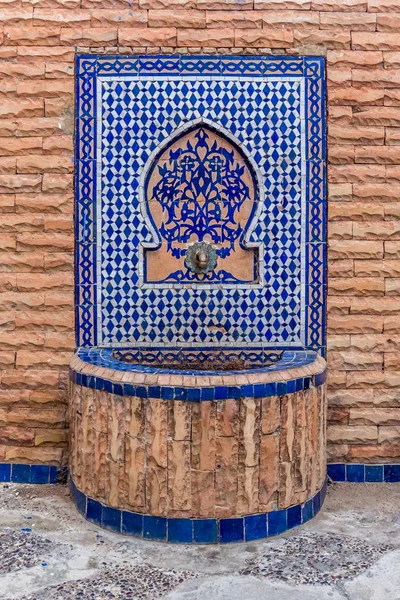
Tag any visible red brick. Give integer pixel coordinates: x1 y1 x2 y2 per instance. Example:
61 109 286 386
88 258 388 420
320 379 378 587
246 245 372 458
320 11 376 30
353 31 400 50
177 27 234 46
119 27 177 46
235 28 293 47
4 25 60 45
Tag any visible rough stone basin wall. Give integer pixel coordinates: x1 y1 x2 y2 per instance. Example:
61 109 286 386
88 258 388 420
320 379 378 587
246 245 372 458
0 0 400 466
69 384 327 517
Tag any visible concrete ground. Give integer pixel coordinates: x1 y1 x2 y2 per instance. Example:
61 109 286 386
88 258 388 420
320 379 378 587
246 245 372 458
0 481 400 600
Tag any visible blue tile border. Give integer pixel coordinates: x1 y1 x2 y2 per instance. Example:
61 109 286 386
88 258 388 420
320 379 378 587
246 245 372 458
75 54 326 354
70 348 327 401
328 463 400 483
69 476 328 545
0 464 67 484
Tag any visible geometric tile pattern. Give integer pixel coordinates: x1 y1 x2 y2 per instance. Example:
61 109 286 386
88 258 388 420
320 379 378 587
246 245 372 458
75 55 326 353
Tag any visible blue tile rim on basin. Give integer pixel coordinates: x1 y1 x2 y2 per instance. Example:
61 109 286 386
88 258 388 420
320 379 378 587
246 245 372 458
70 348 327 401
69 476 328 544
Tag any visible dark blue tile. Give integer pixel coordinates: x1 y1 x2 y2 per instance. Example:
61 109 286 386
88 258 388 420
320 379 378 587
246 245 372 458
327 463 345 482
87 498 102 526
365 465 383 483
94 377 104 391
384 465 400 482
286 379 296 394
193 519 218 544
302 499 313 524
102 506 121 532
0 463 11 482
103 379 113 393
227 386 240 399
220 517 244 543
277 382 287 395
268 509 287 536
264 382 277 396
315 370 327 386
303 377 311 390
346 464 365 483
123 383 136 397
75 487 87 516
241 384 253 397
245 514 267 541
30 465 50 484
11 464 31 483
168 518 193 543
143 515 167 541
295 378 303 392
161 386 174 400
174 387 187 401
214 386 228 400
320 478 328 504
136 386 148 398
148 386 161 398
313 491 321 515
113 383 124 396
49 466 59 484
287 504 302 530
187 388 201 402
122 511 143 537
201 388 214 401
253 384 266 397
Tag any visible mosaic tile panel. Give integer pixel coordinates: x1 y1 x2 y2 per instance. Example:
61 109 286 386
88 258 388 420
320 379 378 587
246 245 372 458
75 56 326 353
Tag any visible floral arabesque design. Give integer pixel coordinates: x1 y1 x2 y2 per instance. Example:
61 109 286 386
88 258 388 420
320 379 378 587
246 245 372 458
149 127 252 259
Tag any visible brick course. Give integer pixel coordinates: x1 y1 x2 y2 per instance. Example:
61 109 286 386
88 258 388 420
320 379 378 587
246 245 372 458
0 0 399 465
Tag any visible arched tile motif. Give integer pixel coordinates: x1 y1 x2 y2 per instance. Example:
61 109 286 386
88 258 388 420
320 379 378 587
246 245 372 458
143 124 258 284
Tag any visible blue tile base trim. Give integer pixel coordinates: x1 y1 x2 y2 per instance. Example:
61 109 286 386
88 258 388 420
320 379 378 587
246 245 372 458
0 463 67 484
328 463 400 483
69 476 328 544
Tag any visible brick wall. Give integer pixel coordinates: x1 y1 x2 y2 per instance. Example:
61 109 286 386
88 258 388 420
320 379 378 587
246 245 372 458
0 0 399 466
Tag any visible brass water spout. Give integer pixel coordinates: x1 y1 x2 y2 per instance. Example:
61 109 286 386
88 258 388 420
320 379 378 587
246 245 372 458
196 250 208 270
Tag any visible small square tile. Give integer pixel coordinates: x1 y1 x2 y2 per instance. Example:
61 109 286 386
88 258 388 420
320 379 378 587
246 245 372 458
194 519 218 544
327 463 345 482
102 506 121 532
30 465 50 484
245 514 267 541
365 465 383 483
287 504 302 530
384 465 400 482
87 498 102 526
143 515 167 541
11 464 31 484
187 388 201 402
346 464 365 483
168 518 193 543
122 511 143 537
220 518 244 543
0 463 11 482
268 509 287 537
214 386 228 400
302 499 313 524
201 388 214 401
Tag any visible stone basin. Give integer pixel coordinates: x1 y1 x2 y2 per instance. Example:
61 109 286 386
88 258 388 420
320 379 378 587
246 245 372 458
69 348 327 543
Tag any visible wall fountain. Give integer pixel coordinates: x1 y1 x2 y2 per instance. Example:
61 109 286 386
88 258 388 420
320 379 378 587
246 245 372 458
70 54 327 543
